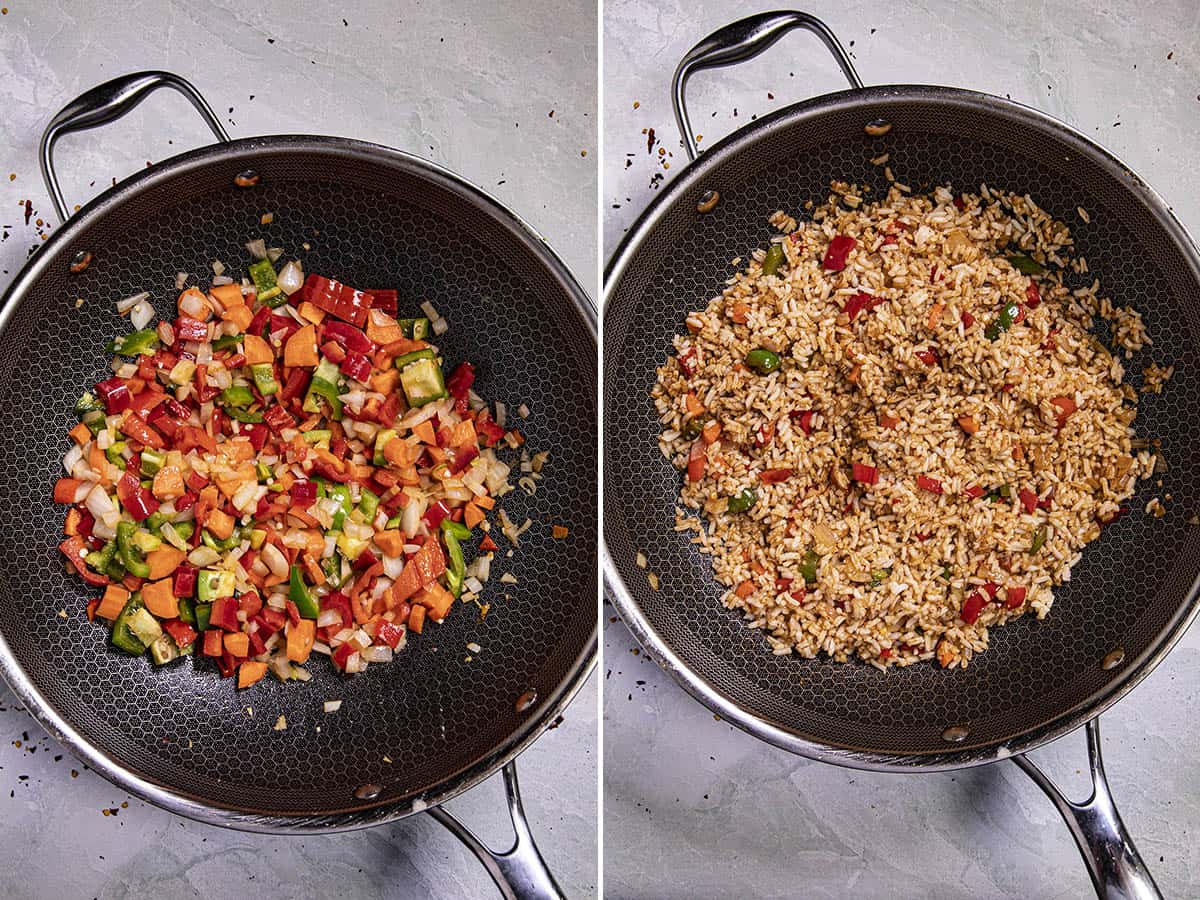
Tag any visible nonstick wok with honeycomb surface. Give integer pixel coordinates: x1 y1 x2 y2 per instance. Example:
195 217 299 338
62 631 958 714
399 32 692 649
0 128 596 829
604 22 1200 771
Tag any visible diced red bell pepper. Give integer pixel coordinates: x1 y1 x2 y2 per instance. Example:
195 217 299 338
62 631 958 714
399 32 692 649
322 592 354 629
1005 586 1027 609
264 404 296 432
1050 395 1077 427
321 341 347 364
446 362 476 402
851 463 879 485
448 444 479 475
174 316 209 342
961 591 986 625
915 348 940 367
353 549 379 573
185 471 209 492
193 364 221 403
686 439 706 482
202 629 224 657
790 409 815 436
961 311 976 329
323 320 375 354
981 581 1000 600
279 368 312 404
285 600 301 626
59 535 109 586
96 377 132 414
423 500 451 529
248 305 272 339
475 411 506 447
759 468 793 484
216 651 240 678
209 596 241 632
843 292 880 321
268 313 301 344
1018 489 1039 514
258 606 288 634
173 565 197 597
248 629 267 657
175 492 197 513
116 470 160 522
365 288 398 315
1025 282 1041 308
303 275 371 327
377 621 406 649
916 475 943 494
963 485 986 499
246 423 269 452
676 347 697 378
291 480 317 506
340 351 373 383
822 235 857 271
479 534 498 553
163 619 198 649
238 592 263 617
331 641 357 670
953 194 966 211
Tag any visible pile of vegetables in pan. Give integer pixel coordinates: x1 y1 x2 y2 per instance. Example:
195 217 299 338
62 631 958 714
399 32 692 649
55 246 527 689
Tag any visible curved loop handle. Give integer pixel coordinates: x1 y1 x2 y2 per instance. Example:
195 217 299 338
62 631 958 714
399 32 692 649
1013 719 1161 900
39 71 230 223
671 10 863 162
427 761 565 900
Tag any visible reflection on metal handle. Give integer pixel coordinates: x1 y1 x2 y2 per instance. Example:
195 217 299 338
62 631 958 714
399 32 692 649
670 10 863 161
428 761 565 900
39 71 230 223
1013 719 1161 900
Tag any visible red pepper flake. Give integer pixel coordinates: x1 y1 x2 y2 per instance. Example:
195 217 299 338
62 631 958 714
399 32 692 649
851 462 879 485
879 648 893 660
677 347 697 377
953 194 966 211
1049 395 1077 426
916 475 943 494
790 409 815 436
961 311 975 329
843 292 882 321
1025 282 1041 308
1012 304 1026 325
1018 489 1039 514
915 532 932 542
754 420 776 448
878 414 900 429
23 199 32 224
961 591 986 624
915 348 939 367
822 235 857 271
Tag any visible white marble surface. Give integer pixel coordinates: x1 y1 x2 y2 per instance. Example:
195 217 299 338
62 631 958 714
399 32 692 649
0 1 597 897
603 1 1200 897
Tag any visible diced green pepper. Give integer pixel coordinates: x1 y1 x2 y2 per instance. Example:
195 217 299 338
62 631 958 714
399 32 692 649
202 527 243 553
251 362 279 396
440 519 471 597
373 428 397 465
985 301 1021 341
75 392 104 416
110 593 149 656
106 328 160 357
940 565 953 581
727 488 757 514
288 565 320 619
1006 254 1045 275
171 521 195 543
396 350 447 408
75 393 107 435
335 530 370 561
745 348 781 375
385 512 403 530
212 334 242 352
870 567 892 587
116 521 150 578
328 484 352 530
255 461 272 483
86 540 117 575
248 528 267 550
321 554 345 588
248 259 278 297
149 634 180 665
194 602 212 632
225 406 264 424
800 549 821 585
197 568 235 602
358 488 380 522
177 597 196 626
220 385 255 408
303 358 343 418
105 442 128 468
1030 524 1048 554
130 530 162 554
762 243 785 276
302 429 332 447
139 450 165 477
397 317 431 340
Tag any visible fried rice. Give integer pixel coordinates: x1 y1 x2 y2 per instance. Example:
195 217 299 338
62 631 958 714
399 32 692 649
653 182 1157 669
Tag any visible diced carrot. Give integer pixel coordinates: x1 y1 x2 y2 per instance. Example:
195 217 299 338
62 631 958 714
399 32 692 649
283 324 319 368
86 599 99 622
730 301 750 323
473 494 495 510
301 552 325 586
88 442 106 473
685 392 705 416
415 582 455 622
701 420 722 444
407 604 426 634
205 508 235 540
374 529 406 557
735 580 756 598
152 465 186 500
194 485 219 528
210 283 245 308
202 630 223 657
120 410 165 449
371 368 400 396
96 584 131 621
237 660 268 688
220 438 256 463
220 304 253 331
552 524 569 539
450 419 477 447
957 415 980 435
365 309 406 345
69 421 92 445
383 436 418 468
412 420 437 446
64 508 82 537
388 559 423 605
142 577 179 618
241 333 274 366
146 547 185 580
223 631 250 657
177 287 211 321
297 301 326 324
927 302 946 330
463 503 485 529
879 414 900 429
53 478 81 504
285 618 315 662
122 574 145 591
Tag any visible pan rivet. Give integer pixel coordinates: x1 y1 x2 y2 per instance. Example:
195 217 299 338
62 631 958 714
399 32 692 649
696 190 721 214
69 250 93 274
1101 648 1125 670
354 783 382 801
864 118 893 137
515 689 538 713
942 724 970 743
234 169 261 189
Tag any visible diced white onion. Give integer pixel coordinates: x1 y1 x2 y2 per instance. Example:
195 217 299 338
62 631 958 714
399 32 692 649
63 444 83 475
431 316 448 336
312 641 332 656
267 592 287 610
116 291 150 314
278 260 304 295
317 609 342 628
178 289 209 319
188 546 221 567
323 700 343 713
494 402 506 428
211 259 226 276
85 484 117 525
266 247 284 263
160 523 188 551
382 554 405 580
261 542 290 578
420 300 440 320
362 645 393 664
130 300 155 330
211 274 233 286
245 239 268 260
344 652 365 674
175 272 189 290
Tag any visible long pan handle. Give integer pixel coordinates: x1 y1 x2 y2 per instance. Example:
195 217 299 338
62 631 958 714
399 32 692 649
1013 719 1161 900
39 71 230 223
427 760 565 900
671 10 863 162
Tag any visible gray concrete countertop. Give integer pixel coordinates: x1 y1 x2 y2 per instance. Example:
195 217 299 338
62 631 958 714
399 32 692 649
0 1 596 897
603 1 1200 897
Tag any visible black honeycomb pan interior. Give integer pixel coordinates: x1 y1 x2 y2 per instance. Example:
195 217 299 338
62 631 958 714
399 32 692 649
0 137 596 816
604 87 1200 759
